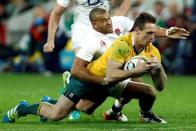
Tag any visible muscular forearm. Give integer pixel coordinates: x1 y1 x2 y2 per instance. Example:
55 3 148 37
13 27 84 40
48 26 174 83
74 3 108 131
71 67 103 85
106 69 141 83
151 65 167 91
155 27 167 38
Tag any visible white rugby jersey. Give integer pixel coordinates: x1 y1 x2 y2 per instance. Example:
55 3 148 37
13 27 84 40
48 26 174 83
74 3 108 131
76 16 134 62
57 0 110 25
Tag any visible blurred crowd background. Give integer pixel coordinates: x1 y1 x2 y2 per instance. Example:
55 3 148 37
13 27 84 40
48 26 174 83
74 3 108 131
0 0 196 75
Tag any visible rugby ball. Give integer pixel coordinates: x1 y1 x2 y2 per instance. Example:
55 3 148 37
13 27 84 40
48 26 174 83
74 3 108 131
124 56 147 70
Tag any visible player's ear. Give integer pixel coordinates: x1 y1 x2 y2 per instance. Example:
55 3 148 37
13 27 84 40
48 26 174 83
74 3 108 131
91 22 96 28
135 27 140 35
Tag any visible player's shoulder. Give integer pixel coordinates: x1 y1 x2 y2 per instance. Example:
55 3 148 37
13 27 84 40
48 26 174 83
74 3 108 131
110 39 131 58
112 36 130 50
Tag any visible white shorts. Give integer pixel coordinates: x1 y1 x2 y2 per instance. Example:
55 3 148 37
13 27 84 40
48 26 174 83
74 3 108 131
71 22 93 49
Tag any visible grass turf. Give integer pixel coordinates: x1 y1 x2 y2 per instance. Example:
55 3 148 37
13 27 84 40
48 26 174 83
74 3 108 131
0 73 196 131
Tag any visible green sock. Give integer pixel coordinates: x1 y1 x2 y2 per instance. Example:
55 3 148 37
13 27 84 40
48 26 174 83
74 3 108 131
17 103 40 116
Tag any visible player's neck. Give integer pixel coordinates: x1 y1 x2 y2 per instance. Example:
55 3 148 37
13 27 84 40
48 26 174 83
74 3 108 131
133 32 144 54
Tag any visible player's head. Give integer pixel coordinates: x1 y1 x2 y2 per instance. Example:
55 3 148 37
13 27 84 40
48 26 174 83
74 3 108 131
131 12 157 46
89 8 113 34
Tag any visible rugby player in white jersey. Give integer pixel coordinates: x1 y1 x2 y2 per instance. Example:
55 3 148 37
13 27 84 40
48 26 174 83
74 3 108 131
43 0 132 54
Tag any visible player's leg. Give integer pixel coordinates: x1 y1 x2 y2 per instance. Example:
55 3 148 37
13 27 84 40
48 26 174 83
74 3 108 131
122 80 167 123
2 94 76 123
105 80 167 123
2 76 84 123
63 71 80 120
103 79 131 121
104 78 143 118
39 94 75 120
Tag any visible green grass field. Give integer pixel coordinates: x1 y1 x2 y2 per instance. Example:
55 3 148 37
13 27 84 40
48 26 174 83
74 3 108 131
0 73 196 131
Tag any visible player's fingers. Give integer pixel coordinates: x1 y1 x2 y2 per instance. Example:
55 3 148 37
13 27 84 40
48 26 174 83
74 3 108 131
180 28 190 34
146 60 158 65
145 63 155 71
178 36 187 39
181 32 190 37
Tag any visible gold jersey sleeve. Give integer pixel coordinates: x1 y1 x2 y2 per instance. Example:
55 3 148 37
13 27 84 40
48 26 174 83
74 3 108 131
109 39 131 64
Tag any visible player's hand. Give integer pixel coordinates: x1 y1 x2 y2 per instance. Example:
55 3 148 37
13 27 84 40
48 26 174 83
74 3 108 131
147 56 162 73
43 42 55 53
132 58 155 77
166 27 190 39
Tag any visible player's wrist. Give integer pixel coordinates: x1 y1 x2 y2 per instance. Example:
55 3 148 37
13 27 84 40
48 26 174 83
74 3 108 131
47 39 54 43
166 27 175 37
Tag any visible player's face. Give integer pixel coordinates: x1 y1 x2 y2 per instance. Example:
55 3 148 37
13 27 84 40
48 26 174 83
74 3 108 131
139 23 157 46
93 12 113 34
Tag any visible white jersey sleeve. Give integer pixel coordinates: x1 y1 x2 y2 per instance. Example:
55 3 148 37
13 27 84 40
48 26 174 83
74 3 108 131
76 43 97 62
76 34 98 62
76 29 110 62
57 0 70 7
112 16 134 33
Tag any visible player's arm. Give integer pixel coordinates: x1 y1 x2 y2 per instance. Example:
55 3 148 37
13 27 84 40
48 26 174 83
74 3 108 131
71 57 104 85
106 60 147 83
155 26 190 39
105 41 153 83
43 3 67 53
114 0 132 16
150 63 167 92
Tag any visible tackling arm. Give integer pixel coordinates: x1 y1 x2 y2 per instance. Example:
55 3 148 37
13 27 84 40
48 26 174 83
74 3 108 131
71 57 104 85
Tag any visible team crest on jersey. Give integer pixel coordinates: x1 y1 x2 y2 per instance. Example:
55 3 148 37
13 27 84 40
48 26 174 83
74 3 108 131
114 28 121 36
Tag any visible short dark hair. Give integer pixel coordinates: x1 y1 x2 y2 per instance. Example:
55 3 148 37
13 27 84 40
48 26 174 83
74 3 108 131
89 8 107 22
131 12 156 31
